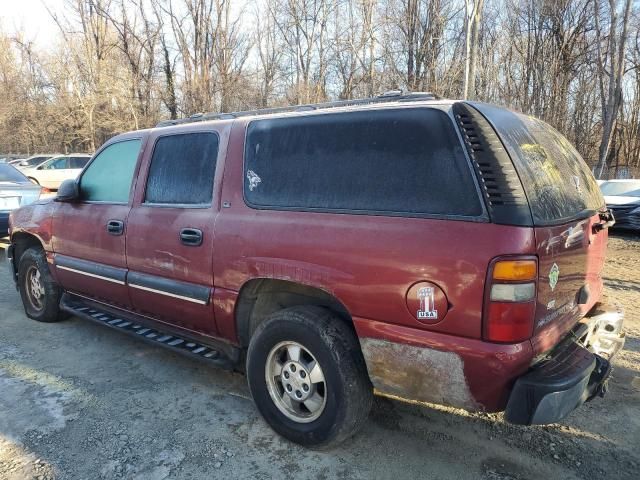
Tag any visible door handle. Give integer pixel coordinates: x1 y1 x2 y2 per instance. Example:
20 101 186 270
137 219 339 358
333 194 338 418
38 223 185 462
180 228 203 246
106 219 124 236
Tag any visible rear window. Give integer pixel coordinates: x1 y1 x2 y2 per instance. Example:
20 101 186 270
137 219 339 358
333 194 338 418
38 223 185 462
474 103 604 224
244 108 482 217
0 164 29 183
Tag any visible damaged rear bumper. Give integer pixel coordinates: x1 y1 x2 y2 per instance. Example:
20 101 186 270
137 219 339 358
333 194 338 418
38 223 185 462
505 300 624 425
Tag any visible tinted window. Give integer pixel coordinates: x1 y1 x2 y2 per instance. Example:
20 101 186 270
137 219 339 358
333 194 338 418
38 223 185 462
474 103 604 224
80 140 141 203
145 132 219 205
0 164 30 183
244 108 482 217
70 156 89 168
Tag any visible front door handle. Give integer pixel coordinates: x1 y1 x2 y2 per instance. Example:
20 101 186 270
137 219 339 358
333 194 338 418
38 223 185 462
107 219 124 236
180 228 203 246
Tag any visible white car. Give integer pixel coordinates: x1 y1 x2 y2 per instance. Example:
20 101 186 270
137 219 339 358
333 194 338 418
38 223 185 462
22 154 92 190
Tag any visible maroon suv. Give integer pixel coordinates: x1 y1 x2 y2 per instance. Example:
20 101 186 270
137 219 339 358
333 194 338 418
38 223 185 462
7 93 625 447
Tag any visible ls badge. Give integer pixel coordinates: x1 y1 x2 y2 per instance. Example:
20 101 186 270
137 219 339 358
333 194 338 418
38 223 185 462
549 263 560 291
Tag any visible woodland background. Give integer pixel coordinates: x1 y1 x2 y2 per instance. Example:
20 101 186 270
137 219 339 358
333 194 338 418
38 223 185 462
0 0 639 178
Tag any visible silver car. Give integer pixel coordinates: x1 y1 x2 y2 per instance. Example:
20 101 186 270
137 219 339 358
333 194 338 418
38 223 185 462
0 164 44 237
600 179 640 230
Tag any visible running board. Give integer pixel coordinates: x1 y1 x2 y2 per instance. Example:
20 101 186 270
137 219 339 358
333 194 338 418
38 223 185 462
60 293 239 371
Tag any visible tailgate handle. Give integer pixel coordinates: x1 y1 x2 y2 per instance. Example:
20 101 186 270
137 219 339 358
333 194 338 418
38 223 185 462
593 209 615 234
180 228 203 246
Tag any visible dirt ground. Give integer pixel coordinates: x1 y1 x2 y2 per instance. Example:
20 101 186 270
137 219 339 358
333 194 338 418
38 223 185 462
0 233 638 480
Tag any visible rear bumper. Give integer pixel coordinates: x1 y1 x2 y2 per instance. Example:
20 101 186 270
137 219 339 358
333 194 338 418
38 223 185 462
505 300 624 425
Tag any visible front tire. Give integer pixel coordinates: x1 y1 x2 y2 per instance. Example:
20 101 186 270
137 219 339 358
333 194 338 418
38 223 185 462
18 247 66 322
246 306 372 448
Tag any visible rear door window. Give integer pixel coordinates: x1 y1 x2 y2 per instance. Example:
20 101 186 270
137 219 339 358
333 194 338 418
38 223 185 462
473 103 604 225
244 108 482 218
70 156 89 168
144 132 219 205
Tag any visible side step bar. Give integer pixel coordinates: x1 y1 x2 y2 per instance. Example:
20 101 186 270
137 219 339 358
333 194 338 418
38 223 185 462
60 293 239 371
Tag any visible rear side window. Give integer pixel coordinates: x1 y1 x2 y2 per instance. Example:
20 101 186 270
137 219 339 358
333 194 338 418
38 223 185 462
43 157 69 170
145 132 219 205
70 156 89 168
474 104 604 225
244 108 482 217
81 140 141 203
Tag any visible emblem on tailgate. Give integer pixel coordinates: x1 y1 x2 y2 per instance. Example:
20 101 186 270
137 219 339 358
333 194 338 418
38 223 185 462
549 263 560 291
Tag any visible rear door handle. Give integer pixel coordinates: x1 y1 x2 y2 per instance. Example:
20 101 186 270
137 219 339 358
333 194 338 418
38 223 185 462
107 219 124 236
180 228 203 246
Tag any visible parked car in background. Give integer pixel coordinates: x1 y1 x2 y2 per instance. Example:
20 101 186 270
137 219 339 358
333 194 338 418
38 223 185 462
15 154 57 170
600 179 640 230
0 154 27 164
21 154 91 190
0 164 46 237
7 93 624 447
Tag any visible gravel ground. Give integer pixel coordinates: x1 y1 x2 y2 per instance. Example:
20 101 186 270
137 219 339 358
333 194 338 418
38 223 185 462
0 233 638 480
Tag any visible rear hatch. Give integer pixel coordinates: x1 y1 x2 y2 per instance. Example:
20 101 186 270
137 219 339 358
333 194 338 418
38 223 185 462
472 104 608 354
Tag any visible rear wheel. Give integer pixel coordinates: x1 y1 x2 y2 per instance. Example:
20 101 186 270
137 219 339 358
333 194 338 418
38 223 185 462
18 247 66 322
246 305 372 447
28 177 39 185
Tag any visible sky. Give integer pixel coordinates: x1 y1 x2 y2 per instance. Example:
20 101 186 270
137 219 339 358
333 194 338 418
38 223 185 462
0 0 60 47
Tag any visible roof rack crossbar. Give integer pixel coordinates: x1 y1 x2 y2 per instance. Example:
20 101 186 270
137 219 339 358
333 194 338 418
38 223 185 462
155 90 437 127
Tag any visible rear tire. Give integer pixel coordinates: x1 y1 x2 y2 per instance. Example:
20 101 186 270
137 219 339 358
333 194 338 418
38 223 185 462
246 305 372 448
18 247 66 322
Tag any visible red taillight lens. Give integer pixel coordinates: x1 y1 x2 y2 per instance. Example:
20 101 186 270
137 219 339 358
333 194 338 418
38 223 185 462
485 301 536 342
483 257 538 343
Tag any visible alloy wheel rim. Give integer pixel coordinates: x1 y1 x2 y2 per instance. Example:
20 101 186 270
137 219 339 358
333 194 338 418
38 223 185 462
26 266 45 312
265 341 327 423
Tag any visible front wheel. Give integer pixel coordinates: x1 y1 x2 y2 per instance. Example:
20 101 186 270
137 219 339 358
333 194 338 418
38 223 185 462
246 306 372 448
17 247 66 322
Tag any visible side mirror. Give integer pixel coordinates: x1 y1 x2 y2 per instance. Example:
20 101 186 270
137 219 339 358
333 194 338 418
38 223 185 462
56 179 80 202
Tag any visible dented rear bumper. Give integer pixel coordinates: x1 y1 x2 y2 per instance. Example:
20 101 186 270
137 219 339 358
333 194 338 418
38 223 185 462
505 300 624 425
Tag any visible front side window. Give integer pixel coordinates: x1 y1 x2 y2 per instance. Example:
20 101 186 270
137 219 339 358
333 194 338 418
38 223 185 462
80 139 141 203
144 132 219 205
244 108 483 217
42 157 69 170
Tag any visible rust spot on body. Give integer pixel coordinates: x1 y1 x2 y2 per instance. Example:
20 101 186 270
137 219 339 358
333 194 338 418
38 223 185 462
360 338 480 411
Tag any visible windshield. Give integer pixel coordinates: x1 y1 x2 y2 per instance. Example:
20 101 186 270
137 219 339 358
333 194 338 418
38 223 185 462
600 181 640 197
22 155 52 167
0 164 30 183
471 103 604 225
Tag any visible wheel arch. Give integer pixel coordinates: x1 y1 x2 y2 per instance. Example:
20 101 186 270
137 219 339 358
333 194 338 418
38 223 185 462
10 231 46 279
235 278 355 348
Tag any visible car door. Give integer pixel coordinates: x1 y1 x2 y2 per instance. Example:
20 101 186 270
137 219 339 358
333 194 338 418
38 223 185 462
52 138 145 309
126 129 221 336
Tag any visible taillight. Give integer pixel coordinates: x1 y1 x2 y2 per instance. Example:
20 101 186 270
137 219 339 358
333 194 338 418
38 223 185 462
483 257 537 343
39 187 51 199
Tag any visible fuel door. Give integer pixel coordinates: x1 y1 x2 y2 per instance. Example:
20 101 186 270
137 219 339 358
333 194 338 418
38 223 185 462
406 281 449 324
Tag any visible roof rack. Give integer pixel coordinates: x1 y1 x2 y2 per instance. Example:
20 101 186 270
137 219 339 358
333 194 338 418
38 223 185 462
155 90 438 128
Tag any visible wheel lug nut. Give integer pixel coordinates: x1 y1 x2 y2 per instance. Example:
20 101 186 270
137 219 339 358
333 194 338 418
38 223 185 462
295 390 302 398
286 384 292 392
303 384 309 392
299 371 306 378
284 371 289 379
290 365 296 372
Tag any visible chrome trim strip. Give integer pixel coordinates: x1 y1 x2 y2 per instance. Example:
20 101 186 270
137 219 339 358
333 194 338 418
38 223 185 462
128 283 208 305
56 265 126 285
